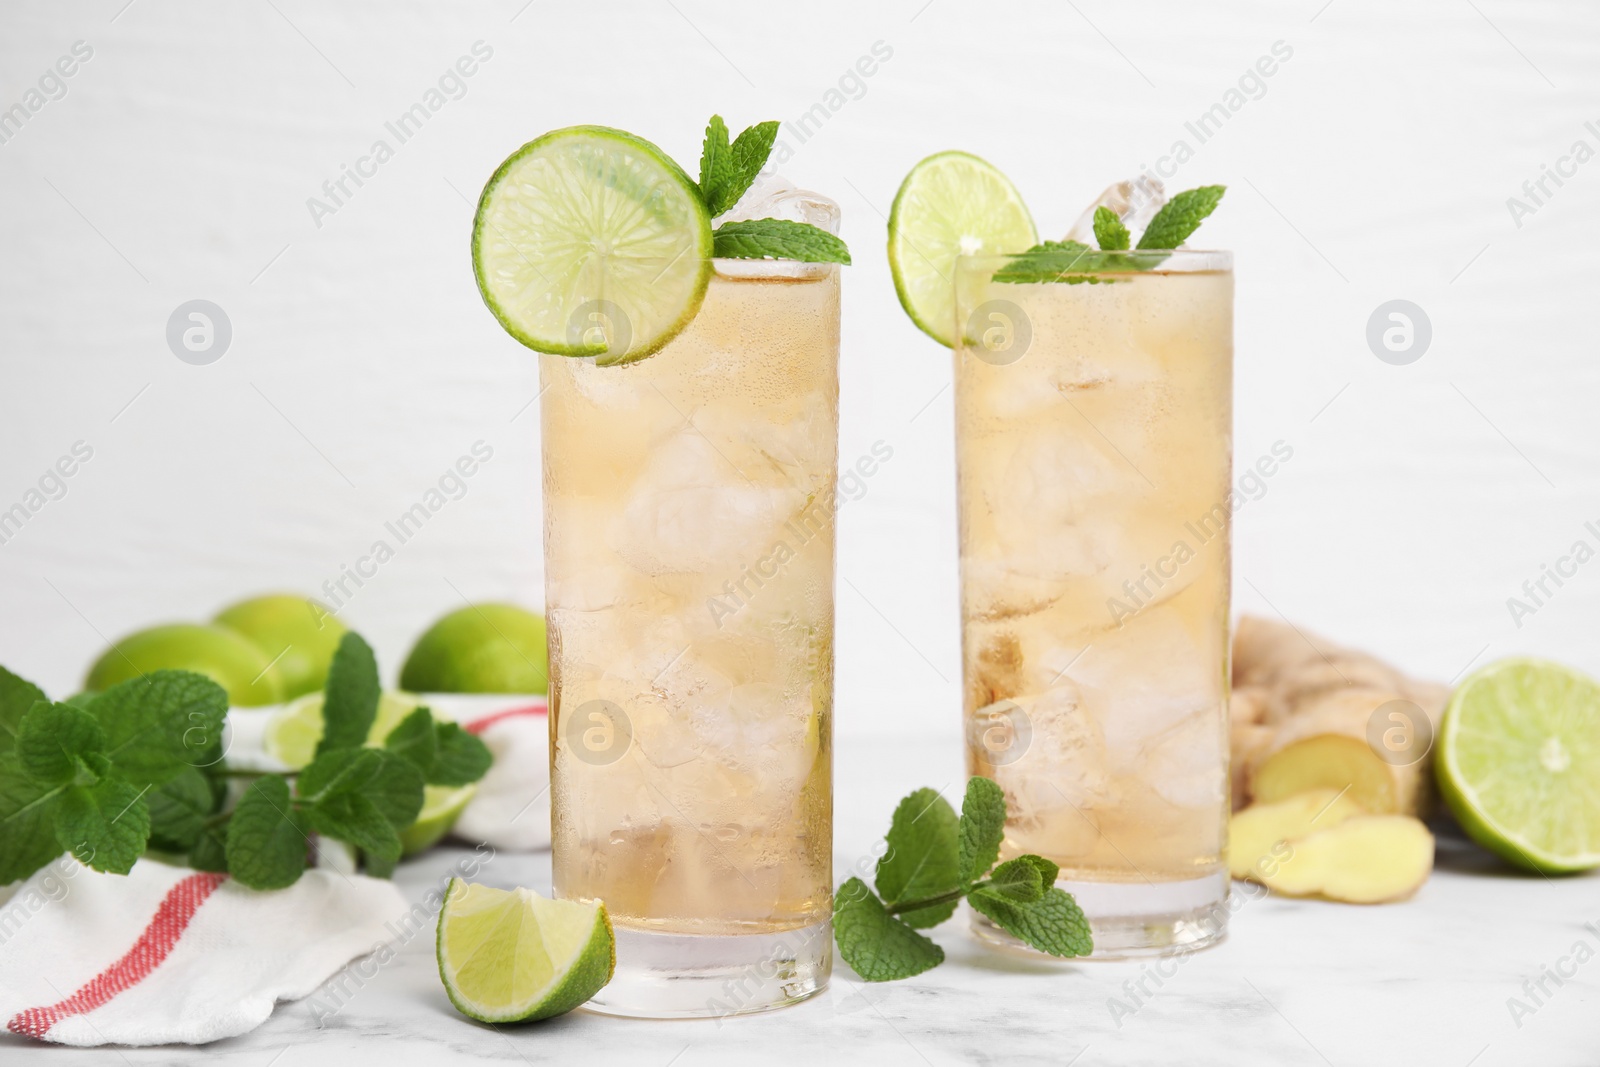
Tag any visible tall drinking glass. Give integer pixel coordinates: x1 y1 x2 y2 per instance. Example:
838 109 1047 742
952 250 1233 957
542 260 839 1016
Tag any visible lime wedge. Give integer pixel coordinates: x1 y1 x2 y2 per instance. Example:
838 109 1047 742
436 879 614 1023
473 125 712 365
887 151 1037 346
264 691 477 856
1437 658 1600 873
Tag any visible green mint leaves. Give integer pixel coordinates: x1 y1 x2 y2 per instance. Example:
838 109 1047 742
712 219 851 265
698 116 779 217
695 115 850 266
0 630 494 891
1093 205 1131 251
996 184 1226 284
317 632 381 755
834 777 1092 981
1136 185 1226 250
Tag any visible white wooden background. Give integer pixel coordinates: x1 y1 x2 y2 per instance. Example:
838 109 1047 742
1 0 1596 728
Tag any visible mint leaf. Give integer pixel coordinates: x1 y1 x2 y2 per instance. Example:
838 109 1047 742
309 793 401 865
189 824 228 873
713 219 850 264
429 723 492 787
317 633 380 756
226 775 307 889
1136 185 1226 251
146 766 216 852
728 121 779 204
834 877 945 982
968 886 1092 958
1094 206 1130 251
698 115 736 216
0 666 47 759
55 778 150 875
874 787 960 928
992 240 1136 284
0 761 67 883
384 706 438 775
298 747 381 802
958 776 1006 884
87 670 228 785
363 751 426 828
18 702 107 787
975 855 1054 904
299 747 423 831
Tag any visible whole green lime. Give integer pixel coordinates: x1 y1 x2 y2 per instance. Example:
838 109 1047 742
86 622 286 706
400 604 548 695
214 593 346 699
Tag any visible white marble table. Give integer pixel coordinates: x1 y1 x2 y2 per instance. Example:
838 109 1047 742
5 732 1597 1066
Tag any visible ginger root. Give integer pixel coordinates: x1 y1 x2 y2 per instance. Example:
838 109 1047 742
1230 616 1451 815
1255 815 1435 904
1228 788 1365 880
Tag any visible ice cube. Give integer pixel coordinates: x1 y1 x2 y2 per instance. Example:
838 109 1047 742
609 429 800 575
1064 176 1166 244
715 172 841 234
1070 605 1222 764
713 173 842 280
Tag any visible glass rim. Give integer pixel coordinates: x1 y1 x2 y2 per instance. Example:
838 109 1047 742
953 248 1232 274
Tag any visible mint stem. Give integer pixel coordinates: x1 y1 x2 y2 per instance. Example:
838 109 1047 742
884 886 968 916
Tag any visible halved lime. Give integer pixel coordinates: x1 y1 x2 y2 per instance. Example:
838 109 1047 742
436 878 614 1023
264 691 477 856
1436 658 1600 873
473 125 712 365
887 151 1037 346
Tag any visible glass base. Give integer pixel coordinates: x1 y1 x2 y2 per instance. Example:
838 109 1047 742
970 871 1229 961
583 919 831 1019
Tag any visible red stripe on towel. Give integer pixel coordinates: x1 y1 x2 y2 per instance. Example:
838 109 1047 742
463 701 548 735
7 870 227 1039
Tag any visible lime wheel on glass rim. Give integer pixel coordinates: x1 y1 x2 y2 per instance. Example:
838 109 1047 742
887 150 1037 346
473 125 713 365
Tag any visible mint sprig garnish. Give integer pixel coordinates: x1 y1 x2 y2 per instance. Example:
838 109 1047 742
834 777 1092 981
995 184 1226 284
695 114 850 265
1136 184 1225 250
0 629 493 889
1093 205 1131 251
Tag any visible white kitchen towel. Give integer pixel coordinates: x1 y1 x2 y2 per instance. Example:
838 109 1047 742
0 858 406 1047
453 697 551 851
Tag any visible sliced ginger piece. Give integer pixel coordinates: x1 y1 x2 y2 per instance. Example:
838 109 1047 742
1229 789 1365 881
1258 815 1434 904
1252 733 1403 814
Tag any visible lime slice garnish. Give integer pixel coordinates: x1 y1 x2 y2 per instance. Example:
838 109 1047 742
1437 658 1600 873
264 691 477 856
399 603 548 695
473 125 712 365
887 150 1037 346
436 878 614 1023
